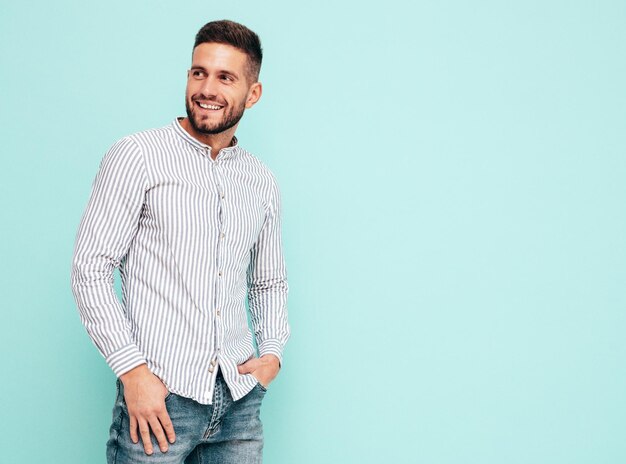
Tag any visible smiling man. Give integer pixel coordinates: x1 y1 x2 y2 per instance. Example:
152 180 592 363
71 20 289 464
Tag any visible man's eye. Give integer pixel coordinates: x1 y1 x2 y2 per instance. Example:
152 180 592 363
220 75 234 82
192 70 205 79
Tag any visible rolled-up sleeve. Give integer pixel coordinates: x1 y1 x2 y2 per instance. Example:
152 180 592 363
70 137 148 377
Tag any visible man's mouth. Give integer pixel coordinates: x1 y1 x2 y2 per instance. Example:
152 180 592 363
196 101 224 110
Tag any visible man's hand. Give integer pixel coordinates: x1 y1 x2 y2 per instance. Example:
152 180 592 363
120 364 176 455
237 354 281 388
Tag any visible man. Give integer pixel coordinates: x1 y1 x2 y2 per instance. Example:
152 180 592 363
71 20 289 464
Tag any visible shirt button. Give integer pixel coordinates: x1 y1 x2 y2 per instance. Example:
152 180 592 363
220 233 225 239
218 271 222 277
216 309 221 316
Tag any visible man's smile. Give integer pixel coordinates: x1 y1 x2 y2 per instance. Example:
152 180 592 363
196 101 224 111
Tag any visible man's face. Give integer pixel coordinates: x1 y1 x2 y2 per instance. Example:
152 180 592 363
185 42 261 136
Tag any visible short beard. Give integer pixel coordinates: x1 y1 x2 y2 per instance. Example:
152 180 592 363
185 98 245 135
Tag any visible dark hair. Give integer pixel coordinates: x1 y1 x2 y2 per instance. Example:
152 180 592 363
194 20 263 82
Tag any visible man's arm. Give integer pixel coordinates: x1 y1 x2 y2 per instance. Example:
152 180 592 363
70 137 175 455
70 137 148 375
239 177 290 387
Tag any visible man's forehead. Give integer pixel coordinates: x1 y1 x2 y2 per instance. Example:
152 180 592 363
191 42 248 66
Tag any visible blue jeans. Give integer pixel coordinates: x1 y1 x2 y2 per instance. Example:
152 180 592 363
106 370 267 463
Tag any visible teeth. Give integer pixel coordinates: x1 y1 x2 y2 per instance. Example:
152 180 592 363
198 103 222 110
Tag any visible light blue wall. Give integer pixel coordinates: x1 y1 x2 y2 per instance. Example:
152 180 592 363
1 1 625 462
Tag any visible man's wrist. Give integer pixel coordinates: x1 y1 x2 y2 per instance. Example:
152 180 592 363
263 353 280 363
120 363 150 385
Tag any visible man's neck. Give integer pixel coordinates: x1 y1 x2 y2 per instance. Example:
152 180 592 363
179 117 237 160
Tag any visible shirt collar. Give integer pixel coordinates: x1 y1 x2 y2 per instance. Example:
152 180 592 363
172 117 240 160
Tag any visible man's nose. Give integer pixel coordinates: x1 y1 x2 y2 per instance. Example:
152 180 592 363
199 76 219 98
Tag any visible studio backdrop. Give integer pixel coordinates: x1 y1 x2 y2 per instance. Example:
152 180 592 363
1 1 625 463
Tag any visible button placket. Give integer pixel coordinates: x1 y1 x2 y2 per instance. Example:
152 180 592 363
212 161 225 372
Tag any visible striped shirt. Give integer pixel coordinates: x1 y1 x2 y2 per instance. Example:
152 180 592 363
70 118 289 404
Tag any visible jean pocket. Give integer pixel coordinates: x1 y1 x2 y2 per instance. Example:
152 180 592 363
256 382 268 393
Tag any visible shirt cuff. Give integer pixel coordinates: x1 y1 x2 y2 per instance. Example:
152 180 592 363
258 339 284 367
105 343 147 377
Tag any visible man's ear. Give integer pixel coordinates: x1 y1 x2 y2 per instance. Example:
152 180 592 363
245 82 262 109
